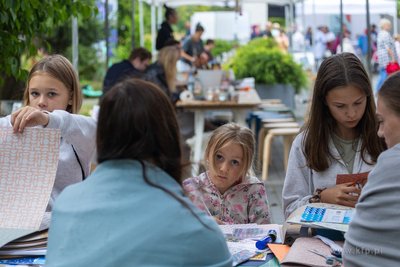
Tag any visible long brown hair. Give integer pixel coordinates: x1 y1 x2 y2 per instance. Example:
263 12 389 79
23 54 82 114
378 71 400 115
97 79 211 227
97 78 182 179
205 123 255 180
302 53 384 172
157 46 180 93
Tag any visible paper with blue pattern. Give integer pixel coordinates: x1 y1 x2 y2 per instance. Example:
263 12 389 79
301 206 355 224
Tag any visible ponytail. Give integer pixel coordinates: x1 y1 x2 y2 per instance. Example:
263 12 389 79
164 5 175 21
195 23 204 32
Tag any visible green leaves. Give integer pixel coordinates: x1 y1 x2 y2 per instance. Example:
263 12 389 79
0 0 99 86
229 38 308 93
5 0 12 9
81 5 91 19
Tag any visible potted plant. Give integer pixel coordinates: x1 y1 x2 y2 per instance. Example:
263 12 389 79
227 38 308 109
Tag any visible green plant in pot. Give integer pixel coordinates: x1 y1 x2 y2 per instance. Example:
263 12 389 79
228 38 308 109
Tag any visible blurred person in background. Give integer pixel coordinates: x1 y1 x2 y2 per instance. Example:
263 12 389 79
333 23 348 54
275 28 289 54
314 26 327 69
371 24 378 47
306 27 313 49
271 22 280 38
146 46 181 105
376 18 398 92
260 21 272 38
292 26 305 52
325 27 336 53
101 47 151 102
337 30 356 55
156 5 178 51
177 23 207 81
203 39 215 62
251 25 261 39
393 34 400 63
185 21 191 37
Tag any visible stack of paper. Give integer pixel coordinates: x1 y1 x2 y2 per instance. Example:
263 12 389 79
0 229 48 260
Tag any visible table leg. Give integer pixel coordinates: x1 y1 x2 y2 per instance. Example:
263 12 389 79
193 110 205 165
232 110 246 127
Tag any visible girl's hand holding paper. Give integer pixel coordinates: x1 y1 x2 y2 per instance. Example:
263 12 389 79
11 107 50 133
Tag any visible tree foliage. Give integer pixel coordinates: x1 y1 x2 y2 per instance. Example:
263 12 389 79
0 0 98 99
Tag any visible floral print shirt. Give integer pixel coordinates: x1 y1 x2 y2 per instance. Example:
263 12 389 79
182 172 271 224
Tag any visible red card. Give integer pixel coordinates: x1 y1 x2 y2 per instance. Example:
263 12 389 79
336 171 370 187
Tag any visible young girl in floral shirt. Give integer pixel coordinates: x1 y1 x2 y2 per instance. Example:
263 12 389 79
183 123 271 225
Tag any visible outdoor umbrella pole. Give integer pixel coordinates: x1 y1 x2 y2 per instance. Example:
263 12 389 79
340 0 343 53
366 0 372 77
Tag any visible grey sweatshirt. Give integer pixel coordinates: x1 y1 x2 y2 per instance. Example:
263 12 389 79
282 132 375 219
344 143 400 267
0 110 97 211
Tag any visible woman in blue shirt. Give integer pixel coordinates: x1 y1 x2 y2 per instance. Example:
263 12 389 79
45 79 232 267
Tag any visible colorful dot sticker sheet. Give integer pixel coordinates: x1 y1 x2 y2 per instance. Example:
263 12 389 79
301 206 355 224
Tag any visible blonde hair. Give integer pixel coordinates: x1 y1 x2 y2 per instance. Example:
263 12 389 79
379 18 391 29
394 34 400 42
23 55 82 114
157 46 180 93
204 123 255 180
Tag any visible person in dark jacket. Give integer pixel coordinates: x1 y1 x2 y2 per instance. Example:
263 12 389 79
156 5 178 51
101 47 151 103
146 46 180 105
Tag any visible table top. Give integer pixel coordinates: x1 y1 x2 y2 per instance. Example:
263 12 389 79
176 89 261 110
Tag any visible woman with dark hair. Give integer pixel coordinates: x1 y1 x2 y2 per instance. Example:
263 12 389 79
45 79 232 266
156 5 178 51
282 53 385 219
344 72 400 266
177 23 208 80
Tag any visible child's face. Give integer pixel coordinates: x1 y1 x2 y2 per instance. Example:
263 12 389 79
325 85 367 138
28 74 73 112
208 142 244 195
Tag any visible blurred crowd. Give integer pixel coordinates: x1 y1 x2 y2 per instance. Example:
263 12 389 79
251 18 400 90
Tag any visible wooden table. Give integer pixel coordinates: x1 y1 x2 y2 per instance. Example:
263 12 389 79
176 89 261 165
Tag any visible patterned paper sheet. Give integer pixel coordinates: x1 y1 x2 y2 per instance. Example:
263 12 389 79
0 127 60 231
220 224 259 236
227 242 259 267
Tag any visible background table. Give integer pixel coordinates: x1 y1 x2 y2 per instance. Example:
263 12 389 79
176 89 261 165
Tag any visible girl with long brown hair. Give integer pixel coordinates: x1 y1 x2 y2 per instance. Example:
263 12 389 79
282 53 385 219
45 79 232 266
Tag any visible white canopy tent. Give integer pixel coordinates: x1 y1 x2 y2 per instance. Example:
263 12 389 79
295 0 397 33
296 0 396 15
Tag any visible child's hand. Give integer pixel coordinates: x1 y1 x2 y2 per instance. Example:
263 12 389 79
320 182 362 208
212 216 226 225
10 106 50 133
